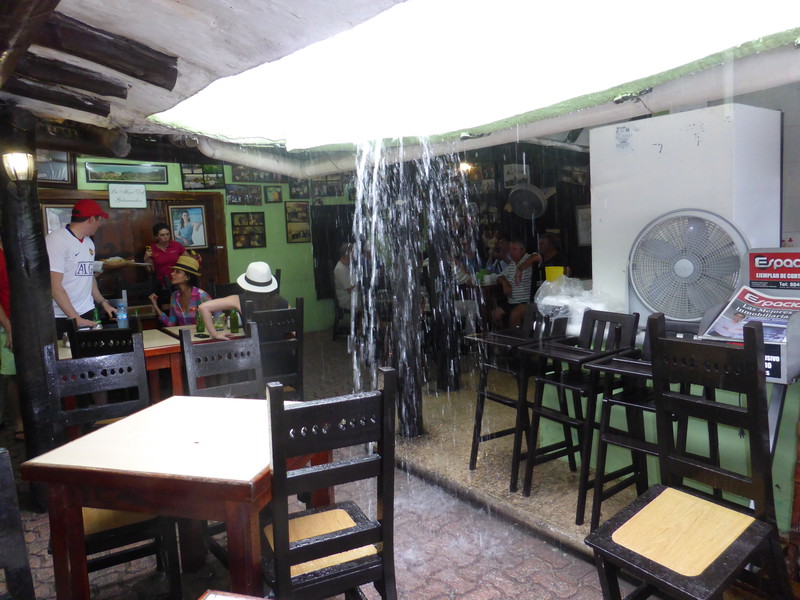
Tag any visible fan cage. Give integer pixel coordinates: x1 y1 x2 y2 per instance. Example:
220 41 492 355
628 210 748 321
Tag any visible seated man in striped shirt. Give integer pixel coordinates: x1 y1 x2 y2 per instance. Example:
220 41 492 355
492 239 533 328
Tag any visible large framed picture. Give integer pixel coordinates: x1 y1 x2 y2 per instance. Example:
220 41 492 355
285 201 310 243
85 162 169 184
231 212 266 249
36 150 76 188
41 204 73 235
169 205 207 249
289 178 309 199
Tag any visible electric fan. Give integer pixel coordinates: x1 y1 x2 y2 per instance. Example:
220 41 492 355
628 209 748 321
508 184 555 220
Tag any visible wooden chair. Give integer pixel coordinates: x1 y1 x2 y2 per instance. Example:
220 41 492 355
179 325 265 565
0 447 35 600
179 325 264 399
67 318 137 358
244 298 304 401
584 316 792 600
516 309 639 526
43 337 182 598
467 304 567 477
263 368 397 600
584 318 699 530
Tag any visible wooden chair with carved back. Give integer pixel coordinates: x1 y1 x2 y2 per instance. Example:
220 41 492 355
244 297 304 401
43 335 181 598
263 368 397 599
584 315 792 600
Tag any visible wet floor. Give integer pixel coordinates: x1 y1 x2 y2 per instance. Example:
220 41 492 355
0 329 764 599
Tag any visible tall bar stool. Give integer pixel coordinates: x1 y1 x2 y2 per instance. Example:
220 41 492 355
515 309 639 525
468 304 567 478
584 318 699 530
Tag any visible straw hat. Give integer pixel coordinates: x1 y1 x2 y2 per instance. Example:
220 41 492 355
237 261 278 293
172 254 201 277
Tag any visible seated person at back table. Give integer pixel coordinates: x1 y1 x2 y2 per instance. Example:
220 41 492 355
197 261 288 341
148 255 211 326
492 239 532 328
334 243 359 312
515 232 570 294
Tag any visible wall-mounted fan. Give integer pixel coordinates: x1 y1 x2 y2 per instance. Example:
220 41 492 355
628 209 748 321
507 184 555 219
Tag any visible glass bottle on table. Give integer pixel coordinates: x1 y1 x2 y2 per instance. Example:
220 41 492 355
195 309 205 333
229 309 239 333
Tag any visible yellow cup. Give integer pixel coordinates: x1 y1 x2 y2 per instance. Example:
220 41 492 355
545 266 564 282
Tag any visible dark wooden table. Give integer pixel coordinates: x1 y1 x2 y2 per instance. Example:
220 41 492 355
21 395 331 600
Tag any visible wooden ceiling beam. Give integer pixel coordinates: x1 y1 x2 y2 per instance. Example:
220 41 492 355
33 13 178 91
4 76 111 117
16 52 128 99
0 0 61 88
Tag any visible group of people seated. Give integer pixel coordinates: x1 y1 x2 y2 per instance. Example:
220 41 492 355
331 230 569 343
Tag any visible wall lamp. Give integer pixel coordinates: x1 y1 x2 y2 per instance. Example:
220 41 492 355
2 152 36 182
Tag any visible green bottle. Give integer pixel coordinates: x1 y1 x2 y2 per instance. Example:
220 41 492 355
195 309 205 333
229 309 239 333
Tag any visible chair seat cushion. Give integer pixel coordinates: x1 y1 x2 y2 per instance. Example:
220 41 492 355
611 487 754 576
264 507 377 577
82 507 156 536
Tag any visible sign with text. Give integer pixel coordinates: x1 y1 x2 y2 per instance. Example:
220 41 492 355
108 183 147 208
748 248 800 290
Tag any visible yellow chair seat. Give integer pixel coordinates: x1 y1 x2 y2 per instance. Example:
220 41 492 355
611 487 754 577
82 507 157 536
264 508 377 577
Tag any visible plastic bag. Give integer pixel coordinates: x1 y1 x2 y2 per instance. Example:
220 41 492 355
534 276 585 319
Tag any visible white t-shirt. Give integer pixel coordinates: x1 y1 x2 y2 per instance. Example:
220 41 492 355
45 226 96 318
333 259 354 309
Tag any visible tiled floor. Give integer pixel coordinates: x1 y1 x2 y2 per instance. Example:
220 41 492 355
0 330 767 599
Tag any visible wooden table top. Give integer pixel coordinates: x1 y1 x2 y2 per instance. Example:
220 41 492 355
23 395 272 484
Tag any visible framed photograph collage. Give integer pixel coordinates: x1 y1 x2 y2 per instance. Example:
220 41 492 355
231 212 266 249
181 164 225 190
285 201 310 243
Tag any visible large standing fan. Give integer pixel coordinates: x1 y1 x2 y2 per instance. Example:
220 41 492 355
628 209 748 321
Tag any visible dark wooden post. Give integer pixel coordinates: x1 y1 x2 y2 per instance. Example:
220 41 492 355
0 107 56 476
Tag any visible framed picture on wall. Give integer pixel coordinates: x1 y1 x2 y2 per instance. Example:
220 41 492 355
181 164 225 189
503 163 529 188
231 165 286 183
169 205 208 249
225 184 262 205
289 178 309 199
41 204 73 235
264 185 283 203
36 150 76 188
284 201 309 223
286 221 311 243
85 162 169 184
576 205 592 246
231 212 266 249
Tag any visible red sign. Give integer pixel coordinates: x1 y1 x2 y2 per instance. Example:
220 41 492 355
748 249 800 290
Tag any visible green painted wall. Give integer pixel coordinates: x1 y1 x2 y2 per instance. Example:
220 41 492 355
72 156 350 332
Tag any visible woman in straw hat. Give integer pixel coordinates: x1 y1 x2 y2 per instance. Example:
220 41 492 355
197 261 287 341
148 254 211 326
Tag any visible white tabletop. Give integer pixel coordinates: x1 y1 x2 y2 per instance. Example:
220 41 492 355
25 395 272 482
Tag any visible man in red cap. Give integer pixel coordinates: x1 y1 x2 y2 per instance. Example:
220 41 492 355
45 199 116 337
